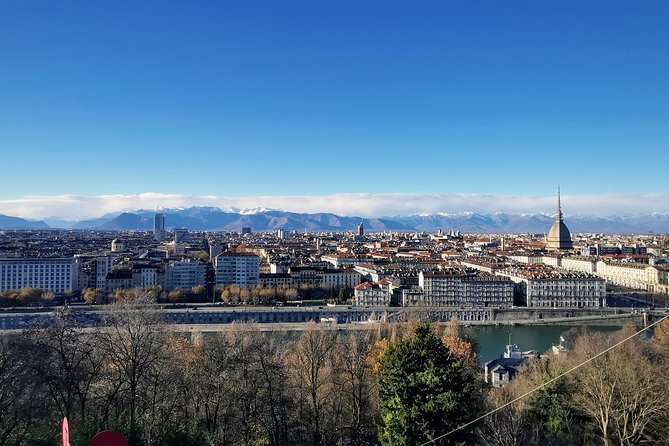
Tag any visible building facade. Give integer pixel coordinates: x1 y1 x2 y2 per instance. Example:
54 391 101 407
0 257 76 294
215 253 260 287
164 260 206 292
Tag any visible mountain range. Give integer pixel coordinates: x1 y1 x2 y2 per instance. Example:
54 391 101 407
1 207 668 233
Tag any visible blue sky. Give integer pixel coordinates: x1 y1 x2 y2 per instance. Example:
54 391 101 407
1 1 668 204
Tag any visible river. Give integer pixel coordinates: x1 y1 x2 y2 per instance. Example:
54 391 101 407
465 324 622 364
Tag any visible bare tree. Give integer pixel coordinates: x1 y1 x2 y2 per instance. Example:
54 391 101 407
0 335 41 446
571 331 669 445
332 332 378 445
289 322 338 445
97 295 169 437
23 309 103 424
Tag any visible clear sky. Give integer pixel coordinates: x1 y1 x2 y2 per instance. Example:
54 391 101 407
1 1 668 202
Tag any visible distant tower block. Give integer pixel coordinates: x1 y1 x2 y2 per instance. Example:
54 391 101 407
153 212 165 239
357 221 364 237
546 186 574 251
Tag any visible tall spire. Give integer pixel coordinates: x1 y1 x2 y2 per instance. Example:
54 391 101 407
557 185 563 221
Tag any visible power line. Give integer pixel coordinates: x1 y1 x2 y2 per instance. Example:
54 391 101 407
420 312 669 446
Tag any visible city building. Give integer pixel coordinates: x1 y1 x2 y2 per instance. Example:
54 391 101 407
174 228 189 244
0 257 76 294
354 281 391 306
322 269 363 289
106 270 133 291
164 260 206 292
498 265 605 308
153 212 165 239
132 265 162 289
110 239 125 252
259 273 292 288
416 271 515 307
215 252 260 287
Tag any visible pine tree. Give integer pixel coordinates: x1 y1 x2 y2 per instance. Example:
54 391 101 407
378 322 483 445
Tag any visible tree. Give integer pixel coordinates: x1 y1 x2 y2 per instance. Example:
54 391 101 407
0 335 42 445
221 289 231 304
377 322 483 445
192 285 206 296
82 288 101 304
442 318 478 369
17 287 42 304
168 289 185 302
23 309 103 424
98 296 169 438
571 330 669 445
333 333 379 445
239 288 250 305
651 317 669 354
289 323 338 445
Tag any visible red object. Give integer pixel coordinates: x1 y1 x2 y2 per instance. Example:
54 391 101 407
62 418 69 446
89 430 129 446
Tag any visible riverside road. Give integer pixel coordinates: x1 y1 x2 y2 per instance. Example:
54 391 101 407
0 304 660 331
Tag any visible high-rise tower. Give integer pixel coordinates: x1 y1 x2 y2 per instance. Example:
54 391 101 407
357 221 364 237
546 187 573 251
153 212 165 239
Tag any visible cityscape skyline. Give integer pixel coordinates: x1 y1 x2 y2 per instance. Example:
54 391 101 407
2 2 669 200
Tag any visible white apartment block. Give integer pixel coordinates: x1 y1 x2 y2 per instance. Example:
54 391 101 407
354 281 391 306
498 267 605 308
646 265 669 294
322 269 363 289
132 266 161 289
532 255 666 293
560 256 597 274
164 260 206 292
595 261 651 290
215 253 260 287
0 257 75 294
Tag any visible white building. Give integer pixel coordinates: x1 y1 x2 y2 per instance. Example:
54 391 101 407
560 256 597 274
595 261 650 290
94 256 110 291
132 266 161 289
498 266 605 308
322 269 363 290
215 252 260 287
0 257 76 294
416 271 515 307
164 260 206 292
354 281 391 306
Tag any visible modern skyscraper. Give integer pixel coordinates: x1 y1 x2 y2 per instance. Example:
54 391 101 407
153 212 165 239
546 187 574 251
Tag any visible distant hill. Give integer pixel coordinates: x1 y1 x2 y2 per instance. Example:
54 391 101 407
0 214 50 229
3 207 669 233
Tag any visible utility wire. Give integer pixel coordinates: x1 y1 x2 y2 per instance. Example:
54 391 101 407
420 311 669 446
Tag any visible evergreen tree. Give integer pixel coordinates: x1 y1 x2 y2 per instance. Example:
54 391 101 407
378 322 482 445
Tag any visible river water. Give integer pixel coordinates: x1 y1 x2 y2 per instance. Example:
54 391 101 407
196 322 628 366
465 324 622 364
